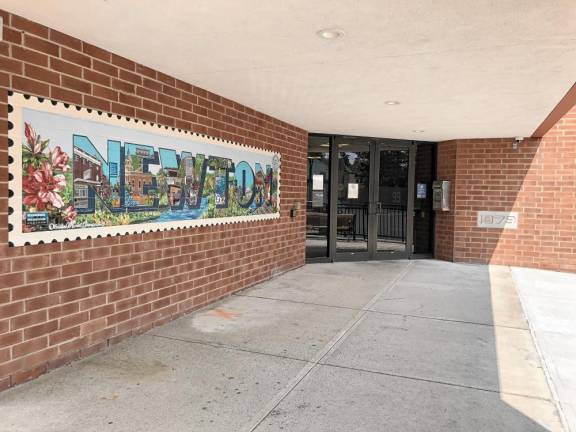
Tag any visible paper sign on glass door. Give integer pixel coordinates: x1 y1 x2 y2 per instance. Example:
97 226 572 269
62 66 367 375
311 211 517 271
312 174 324 191
348 183 359 199
312 191 324 207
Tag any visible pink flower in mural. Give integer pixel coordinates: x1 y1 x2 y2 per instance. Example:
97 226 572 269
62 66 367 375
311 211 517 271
50 146 70 172
62 206 77 223
24 122 42 154
22 122 76 226
24 122 37 148
23 162 66 210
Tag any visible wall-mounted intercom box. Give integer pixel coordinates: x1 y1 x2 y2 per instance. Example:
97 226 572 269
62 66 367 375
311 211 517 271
432 180 450 211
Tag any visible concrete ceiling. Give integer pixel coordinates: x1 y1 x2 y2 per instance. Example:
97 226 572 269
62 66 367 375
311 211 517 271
2 0 576 141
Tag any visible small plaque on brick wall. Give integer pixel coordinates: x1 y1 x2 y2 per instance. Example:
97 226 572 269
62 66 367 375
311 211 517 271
477 211 518 229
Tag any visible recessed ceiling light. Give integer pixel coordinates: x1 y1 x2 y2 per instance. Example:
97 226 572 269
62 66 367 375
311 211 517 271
385 101 400 105
316 28 345 40
412 129 425 133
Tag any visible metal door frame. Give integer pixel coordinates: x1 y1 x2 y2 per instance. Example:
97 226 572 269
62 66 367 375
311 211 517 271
331 139 416 262
305 133 333 264
330 137 371 261
370 142 416 260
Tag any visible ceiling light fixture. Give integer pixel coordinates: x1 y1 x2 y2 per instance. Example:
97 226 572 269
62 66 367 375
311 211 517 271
412 130 425 133
316 28 345 40
385 101 400 105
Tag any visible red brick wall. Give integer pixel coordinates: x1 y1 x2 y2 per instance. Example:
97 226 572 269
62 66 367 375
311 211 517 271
434 141 457 261
435 106 576 272
0 11 307 390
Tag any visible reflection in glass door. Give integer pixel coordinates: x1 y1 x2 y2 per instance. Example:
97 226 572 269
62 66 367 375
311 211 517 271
335 139 415 260
335 138 370 257
305 136 330 259
374 148 412 256
305 134 427 262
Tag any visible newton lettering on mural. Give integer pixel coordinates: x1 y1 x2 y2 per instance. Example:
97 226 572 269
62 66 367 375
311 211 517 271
8 93 280 246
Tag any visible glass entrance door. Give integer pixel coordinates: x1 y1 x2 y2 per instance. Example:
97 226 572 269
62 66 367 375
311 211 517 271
371 144 415 259
334 137 371 260
334 138 415 261
305 135 331 260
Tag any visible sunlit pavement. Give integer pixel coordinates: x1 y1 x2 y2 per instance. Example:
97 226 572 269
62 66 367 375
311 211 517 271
0 260 568 432
513 267 576 432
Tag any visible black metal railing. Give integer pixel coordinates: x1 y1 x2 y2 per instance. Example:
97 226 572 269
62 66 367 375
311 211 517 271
337 204 368 240
377 206 406 241
337 205 406 241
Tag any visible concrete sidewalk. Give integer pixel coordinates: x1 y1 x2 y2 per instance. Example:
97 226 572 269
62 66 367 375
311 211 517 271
513 267 576 432
0 260 565 431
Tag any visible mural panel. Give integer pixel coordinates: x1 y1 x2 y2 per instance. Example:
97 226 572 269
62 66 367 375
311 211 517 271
8 93 280 246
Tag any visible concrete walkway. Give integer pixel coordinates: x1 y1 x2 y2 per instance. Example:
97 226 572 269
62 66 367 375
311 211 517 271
0 260 566 431
513 267 576 432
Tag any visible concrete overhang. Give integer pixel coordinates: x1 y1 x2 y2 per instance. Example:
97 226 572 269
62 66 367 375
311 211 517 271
1 0 575 141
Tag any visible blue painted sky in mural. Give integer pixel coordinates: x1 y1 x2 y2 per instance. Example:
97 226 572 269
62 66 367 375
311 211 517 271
23 107 274 170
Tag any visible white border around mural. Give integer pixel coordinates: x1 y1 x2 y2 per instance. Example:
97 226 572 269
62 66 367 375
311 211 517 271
8 92 281 247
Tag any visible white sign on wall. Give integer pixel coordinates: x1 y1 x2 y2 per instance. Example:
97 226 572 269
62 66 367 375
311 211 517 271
477 211 518 229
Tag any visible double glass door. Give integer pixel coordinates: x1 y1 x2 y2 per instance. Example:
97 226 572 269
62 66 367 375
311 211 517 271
333 138 415 260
